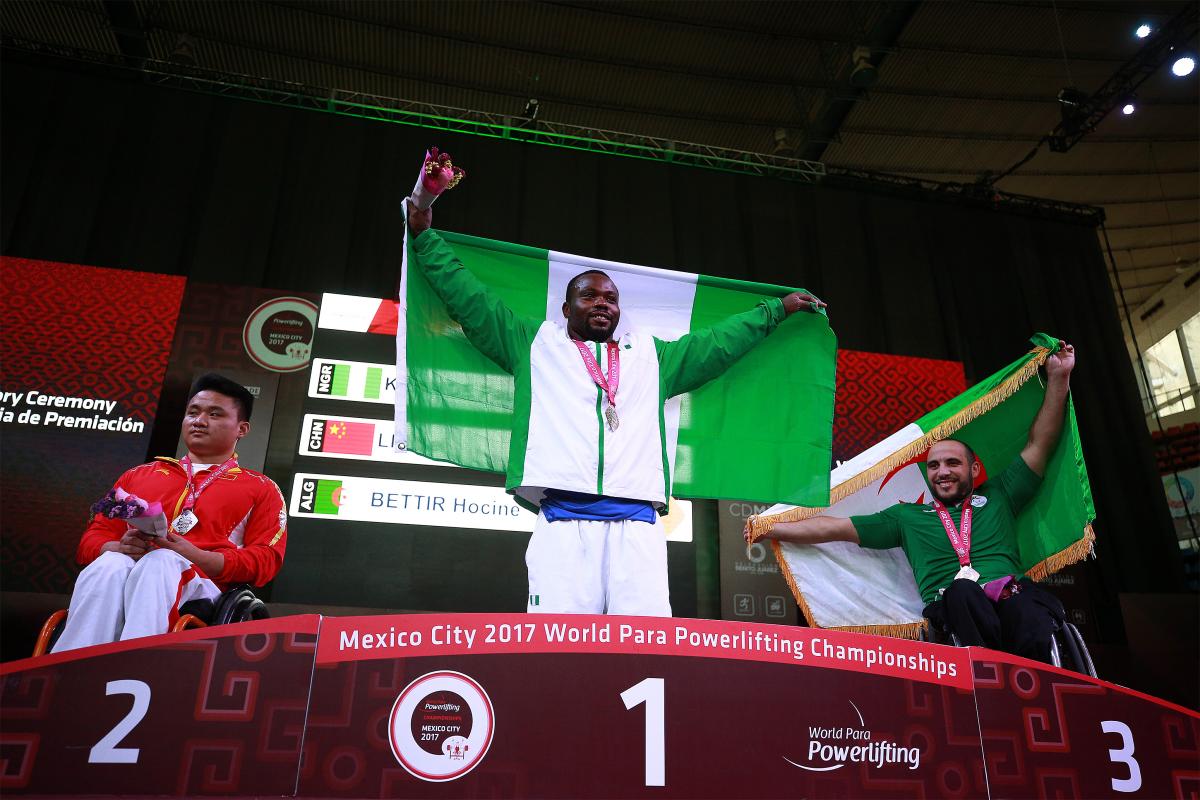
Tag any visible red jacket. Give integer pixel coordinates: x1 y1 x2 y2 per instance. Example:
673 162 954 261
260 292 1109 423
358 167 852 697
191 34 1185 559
78 457 287 589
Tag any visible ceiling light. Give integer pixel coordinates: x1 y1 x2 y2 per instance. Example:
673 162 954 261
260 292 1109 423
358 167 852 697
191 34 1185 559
1122 102 1135 115
1171 56 1195 77
1135 24 1152 39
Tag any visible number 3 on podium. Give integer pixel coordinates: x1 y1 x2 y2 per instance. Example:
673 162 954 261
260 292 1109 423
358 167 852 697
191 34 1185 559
1100 720 1142 793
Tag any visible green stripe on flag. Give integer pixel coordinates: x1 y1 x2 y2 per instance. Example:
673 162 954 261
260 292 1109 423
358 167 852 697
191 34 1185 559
330 365 350 397
406 231 550 473
696 273 817 303
314 480 342 515
678 280 836 506
914 333 1060 434
364 366 383 399
440 230 550 261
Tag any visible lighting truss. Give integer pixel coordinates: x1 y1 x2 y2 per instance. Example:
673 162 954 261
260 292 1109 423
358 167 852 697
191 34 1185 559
20 40 825 184
1048 3 1199 153
3 35 1105 223
827 168 1104 225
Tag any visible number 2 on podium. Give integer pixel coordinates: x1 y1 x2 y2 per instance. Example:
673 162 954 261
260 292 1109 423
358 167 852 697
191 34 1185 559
89 680 151 764
621 677 665 787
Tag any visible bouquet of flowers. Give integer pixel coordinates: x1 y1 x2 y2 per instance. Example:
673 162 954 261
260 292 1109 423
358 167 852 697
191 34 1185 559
410 146 466 210
91 488 169 538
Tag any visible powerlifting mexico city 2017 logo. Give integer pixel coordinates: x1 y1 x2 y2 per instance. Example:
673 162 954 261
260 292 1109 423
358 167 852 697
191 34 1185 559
242 296 318 373
388 671 495 782
785 700 921 772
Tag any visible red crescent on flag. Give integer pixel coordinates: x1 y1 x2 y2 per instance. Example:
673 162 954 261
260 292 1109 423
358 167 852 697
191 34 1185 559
878 453 927 494
877 447 988 501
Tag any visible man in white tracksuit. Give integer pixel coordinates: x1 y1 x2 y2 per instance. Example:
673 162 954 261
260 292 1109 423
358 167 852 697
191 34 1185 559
408 203 824 616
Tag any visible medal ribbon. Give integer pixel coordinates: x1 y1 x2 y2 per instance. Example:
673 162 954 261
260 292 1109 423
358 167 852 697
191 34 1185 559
932 497 973 567
572 339 619 410
181 455 239 512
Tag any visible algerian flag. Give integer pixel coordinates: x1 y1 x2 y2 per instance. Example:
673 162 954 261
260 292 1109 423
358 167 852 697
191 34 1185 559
745 334 1095 638
394 221 837 507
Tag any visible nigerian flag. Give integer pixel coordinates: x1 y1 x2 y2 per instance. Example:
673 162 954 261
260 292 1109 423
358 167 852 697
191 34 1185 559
394 226 836 507
746 334 1095 638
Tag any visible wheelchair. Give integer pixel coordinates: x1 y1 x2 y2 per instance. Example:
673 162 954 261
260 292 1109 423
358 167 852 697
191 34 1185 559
920 616 1097 678
33 585 270 657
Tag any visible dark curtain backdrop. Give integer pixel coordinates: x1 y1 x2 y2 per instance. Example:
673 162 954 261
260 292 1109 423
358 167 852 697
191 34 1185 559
2 59 1182 634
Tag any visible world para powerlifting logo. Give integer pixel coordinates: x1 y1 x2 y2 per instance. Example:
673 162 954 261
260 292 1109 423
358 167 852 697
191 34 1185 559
388 671 495 782
785 700 921 772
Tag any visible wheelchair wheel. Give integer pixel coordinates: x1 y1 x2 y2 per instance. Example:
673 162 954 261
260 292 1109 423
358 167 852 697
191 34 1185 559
1059 622 1098 678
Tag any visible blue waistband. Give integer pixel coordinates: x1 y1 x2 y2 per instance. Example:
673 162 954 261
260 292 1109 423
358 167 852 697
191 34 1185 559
540 490 657 523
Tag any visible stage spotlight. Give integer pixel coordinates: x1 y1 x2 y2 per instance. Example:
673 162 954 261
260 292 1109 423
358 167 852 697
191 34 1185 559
849 47 877 88
523 98 539 119
167 34 196 66
1056 86 1088 117
1121 101 1135 115
1171 56 1195 76
771 127 795 156
1135 23 1152 39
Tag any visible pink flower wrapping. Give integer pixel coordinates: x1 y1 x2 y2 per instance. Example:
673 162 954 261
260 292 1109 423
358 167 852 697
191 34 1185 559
91 487 170 537
411 147 466 209
114 487 163 518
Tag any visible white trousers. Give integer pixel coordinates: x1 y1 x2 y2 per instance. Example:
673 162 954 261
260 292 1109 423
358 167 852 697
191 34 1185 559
51 549 221 653
525 514 671 616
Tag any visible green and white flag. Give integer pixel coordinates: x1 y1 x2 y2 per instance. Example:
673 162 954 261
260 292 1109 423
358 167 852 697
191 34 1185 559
394 224 837 507
746 334 1095 638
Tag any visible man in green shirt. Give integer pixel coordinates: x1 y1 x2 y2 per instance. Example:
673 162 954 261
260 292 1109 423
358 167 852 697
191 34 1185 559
755 343 1076 662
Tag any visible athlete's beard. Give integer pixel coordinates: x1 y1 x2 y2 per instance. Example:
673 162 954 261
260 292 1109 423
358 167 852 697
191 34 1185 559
932 477 971 505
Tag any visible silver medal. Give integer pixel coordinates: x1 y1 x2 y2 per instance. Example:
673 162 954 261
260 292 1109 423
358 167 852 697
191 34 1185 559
955 565 980 582
172 509 198 534
605 405 619 432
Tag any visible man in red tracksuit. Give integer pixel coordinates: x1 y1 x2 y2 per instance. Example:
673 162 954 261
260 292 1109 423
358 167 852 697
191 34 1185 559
52 374 287 652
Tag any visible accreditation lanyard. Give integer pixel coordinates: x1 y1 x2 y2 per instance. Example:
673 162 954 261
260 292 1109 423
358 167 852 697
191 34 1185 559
180 455 238 512
572 339 620 411
932 497 973 567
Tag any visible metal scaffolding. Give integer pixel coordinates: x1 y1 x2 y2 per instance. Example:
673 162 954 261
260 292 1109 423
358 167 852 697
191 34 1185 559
3 35 1105 224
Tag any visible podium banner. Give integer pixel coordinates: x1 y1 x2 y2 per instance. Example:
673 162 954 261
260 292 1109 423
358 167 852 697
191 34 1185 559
3 614 1195 798
0 616 319 796
304 614 974 798
970 653 1200 799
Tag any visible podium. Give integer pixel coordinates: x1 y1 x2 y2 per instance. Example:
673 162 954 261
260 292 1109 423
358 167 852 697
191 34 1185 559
2 614 1196 798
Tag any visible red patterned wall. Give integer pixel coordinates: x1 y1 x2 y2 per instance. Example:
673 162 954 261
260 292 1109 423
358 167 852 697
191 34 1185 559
835 350 967 464
0 257 185 592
